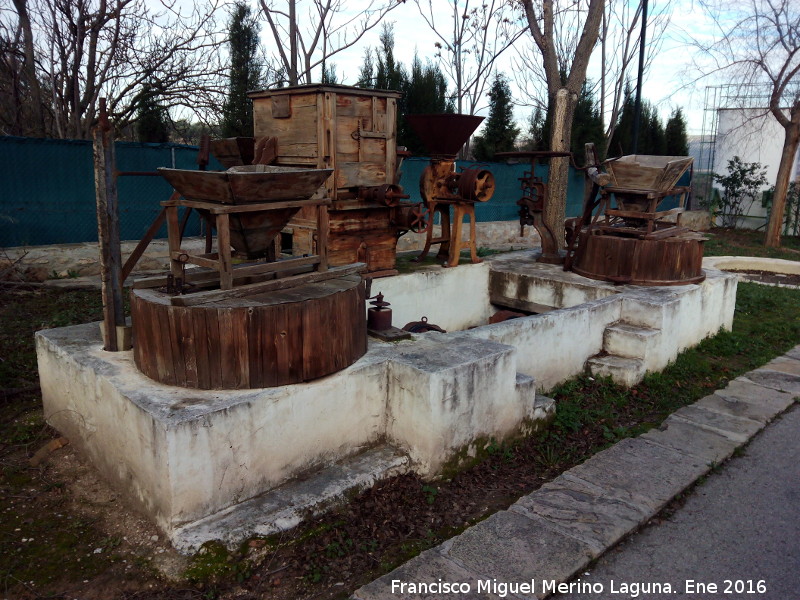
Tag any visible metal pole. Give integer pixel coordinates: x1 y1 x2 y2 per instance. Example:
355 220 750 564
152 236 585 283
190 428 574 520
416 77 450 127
632 0 648 154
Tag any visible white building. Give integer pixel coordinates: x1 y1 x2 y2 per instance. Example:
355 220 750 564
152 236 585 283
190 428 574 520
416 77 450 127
710 107 800 229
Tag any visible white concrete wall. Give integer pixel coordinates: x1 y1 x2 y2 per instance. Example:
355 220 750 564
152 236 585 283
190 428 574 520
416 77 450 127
38 324 390 530
461 296 623 392
38 325 175 531
384 335 527 475
373 261 493 331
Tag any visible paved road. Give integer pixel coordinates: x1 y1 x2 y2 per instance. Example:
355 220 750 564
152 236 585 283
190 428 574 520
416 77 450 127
554 404 800 600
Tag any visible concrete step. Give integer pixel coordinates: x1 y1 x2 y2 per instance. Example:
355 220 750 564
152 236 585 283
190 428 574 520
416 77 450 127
604 321 661 359
170 446 409 554
587 354 646 388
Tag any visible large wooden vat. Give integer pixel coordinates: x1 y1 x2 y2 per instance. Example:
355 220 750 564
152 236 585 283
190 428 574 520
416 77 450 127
572 232 706 286
249 84 404 273
130 275 366 389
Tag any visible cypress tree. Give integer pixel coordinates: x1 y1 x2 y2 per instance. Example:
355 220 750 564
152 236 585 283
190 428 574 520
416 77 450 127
665 107 689 155
221 2 261 138
400 54 453 153
135 82 170 143
472 72 519 161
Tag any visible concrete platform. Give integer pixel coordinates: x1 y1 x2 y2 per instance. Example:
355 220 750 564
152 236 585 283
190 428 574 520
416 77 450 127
37 251 738 551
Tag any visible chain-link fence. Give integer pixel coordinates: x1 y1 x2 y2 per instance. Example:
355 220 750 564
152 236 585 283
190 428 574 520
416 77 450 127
1 137 687 249
0 136 222 247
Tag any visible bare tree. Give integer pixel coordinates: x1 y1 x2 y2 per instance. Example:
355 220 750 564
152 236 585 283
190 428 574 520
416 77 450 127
598 0 669 154
694 0 799 248
513 0 670 156
1 0 226 139
521 0 605 247
259 0 403 86
413 0 523 117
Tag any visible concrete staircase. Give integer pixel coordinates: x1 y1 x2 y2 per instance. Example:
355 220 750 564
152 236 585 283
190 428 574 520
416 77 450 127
587 321 661 387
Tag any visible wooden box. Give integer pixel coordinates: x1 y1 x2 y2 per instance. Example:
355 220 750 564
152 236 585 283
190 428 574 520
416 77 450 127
249 84 401 199
249 84 404 274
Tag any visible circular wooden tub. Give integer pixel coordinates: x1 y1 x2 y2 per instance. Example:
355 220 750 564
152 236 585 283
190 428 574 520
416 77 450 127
572 232 706 286
130 275 366 389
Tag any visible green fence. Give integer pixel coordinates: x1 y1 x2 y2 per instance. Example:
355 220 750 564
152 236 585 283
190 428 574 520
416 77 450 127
1 136 685 248
0 136 223 248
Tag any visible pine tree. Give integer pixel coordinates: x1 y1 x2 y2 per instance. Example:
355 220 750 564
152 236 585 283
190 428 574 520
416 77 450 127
135 82 170 143
570 81 605 164
221 2 261 138
609 84 636 155
610 85 670 156
665 108 689 156
472 73 519 161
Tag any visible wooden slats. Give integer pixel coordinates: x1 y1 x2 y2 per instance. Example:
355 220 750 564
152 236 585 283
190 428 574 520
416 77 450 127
130 276 365 390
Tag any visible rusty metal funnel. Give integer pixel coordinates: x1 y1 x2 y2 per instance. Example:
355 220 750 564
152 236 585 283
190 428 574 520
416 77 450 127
406 114 484 157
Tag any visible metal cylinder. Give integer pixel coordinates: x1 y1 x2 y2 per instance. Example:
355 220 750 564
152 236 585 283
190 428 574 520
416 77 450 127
367 307 393 331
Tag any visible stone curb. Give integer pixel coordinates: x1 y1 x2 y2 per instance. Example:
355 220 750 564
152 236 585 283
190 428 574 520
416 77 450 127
352 346 800 600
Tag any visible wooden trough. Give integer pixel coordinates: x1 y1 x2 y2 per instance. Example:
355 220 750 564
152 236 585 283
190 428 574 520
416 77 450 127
158 165 331 259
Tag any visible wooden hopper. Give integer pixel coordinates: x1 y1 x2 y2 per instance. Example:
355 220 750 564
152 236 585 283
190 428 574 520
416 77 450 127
158 165 332 258
406 114 484 157
606 155 693 212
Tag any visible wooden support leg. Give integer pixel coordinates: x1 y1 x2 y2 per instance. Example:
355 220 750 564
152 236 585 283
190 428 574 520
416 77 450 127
165 204 183 280
216 213 233 290
467 204 480 264
447 205 465 267
436 204 451 260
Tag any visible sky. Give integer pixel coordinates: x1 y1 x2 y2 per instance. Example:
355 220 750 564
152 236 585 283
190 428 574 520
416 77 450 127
253 0 723 136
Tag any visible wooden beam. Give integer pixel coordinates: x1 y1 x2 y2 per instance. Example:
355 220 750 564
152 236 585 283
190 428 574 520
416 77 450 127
170 263 366 307
93 99 125 351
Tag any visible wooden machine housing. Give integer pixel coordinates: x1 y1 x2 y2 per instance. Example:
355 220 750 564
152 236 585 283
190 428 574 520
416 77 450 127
249 84 406 275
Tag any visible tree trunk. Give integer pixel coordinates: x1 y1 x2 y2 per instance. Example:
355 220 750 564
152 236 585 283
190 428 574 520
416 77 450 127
545 88 578 249
12 0 46 136
765 121 800 247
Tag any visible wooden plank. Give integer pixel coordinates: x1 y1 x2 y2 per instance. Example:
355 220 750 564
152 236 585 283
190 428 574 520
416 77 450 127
171 263 365 307
172 252 219 270
176 306 199 388
148 301 176 385
261 304 279 388
216 213 233 290
275 301 305 386
605 207 685 219
231 308 250 388
222 255 320 280
167 306 188 386
131 295 158 379
191 309 212 389
121 206 167 283
247 306 264 388
218 308 239 389
161 197 330 214
202 308 224 390
336 162 387 188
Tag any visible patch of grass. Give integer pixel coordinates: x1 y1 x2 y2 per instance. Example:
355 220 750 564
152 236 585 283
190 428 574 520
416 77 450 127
704 227 800 261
